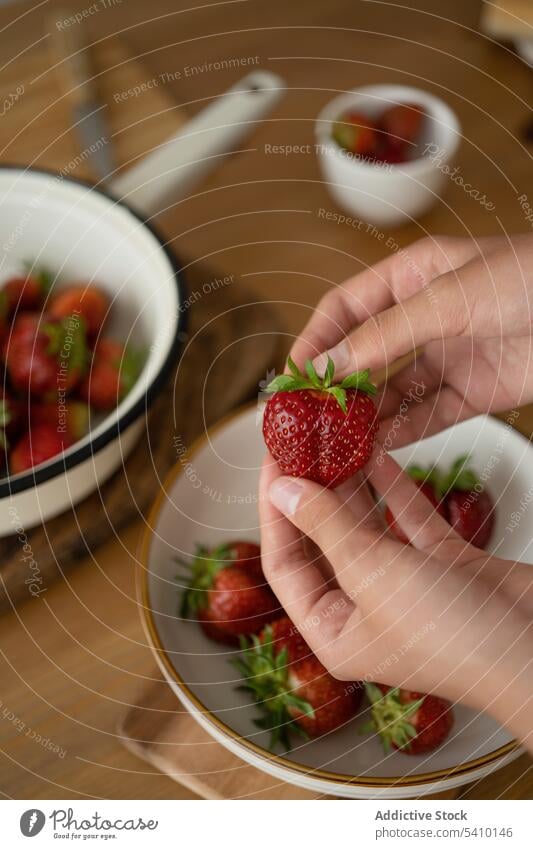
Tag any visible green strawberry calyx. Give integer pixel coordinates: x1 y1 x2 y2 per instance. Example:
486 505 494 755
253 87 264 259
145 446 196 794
360 683 424 752
232 626 314 750
44 316 88 377
264 356 377 414
408 454 480 499
117 345 145 400
23 261 55 295
0 399 11 450
176 543 234 618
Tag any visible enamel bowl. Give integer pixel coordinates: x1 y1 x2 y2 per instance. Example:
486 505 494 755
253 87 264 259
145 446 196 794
0 167 184 535
141 407 528 798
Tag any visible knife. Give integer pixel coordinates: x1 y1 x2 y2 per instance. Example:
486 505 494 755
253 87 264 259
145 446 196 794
48 9 115 182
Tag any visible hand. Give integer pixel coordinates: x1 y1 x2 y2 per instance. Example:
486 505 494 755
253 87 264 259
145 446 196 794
259 451 533 751
290 234 533 448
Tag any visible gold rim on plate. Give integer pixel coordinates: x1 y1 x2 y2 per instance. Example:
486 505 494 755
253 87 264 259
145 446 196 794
139 405 518 789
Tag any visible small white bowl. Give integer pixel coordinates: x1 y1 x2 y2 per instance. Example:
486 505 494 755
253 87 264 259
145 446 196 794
315 84 461 228
141 408 528 799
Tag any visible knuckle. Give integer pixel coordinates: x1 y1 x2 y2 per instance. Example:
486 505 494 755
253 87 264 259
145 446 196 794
297 493 336 538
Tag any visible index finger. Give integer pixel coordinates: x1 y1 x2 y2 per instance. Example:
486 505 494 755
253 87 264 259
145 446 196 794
290 235 481 369
259 453 353 638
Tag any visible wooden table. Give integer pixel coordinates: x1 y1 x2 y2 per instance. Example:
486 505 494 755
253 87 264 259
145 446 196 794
0 0 532 799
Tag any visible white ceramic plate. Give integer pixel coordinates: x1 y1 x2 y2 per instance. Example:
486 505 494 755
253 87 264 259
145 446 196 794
141 407 528 798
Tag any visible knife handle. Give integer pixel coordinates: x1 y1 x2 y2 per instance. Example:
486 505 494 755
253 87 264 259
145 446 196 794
110 70 284 219
47 8 95 108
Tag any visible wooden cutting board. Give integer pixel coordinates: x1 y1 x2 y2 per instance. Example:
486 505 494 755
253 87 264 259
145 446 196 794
0 37 282 612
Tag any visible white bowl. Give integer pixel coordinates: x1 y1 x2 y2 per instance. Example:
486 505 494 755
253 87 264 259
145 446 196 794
0 166 184 535
315 84 461 227
140 407 527 799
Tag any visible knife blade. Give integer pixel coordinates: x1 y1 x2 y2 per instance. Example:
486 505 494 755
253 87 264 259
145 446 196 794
48 9 116 182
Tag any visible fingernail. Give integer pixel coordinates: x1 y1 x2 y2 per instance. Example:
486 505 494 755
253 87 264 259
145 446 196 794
269 477 304 515
313 341 350 376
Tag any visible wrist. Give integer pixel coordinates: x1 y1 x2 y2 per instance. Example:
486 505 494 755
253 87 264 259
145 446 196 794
476 621 533 752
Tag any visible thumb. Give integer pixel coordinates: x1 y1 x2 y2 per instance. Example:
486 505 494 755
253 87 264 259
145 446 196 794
268 475 377 591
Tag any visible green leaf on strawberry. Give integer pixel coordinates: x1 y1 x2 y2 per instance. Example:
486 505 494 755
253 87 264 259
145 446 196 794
0 399 10 450
118 345 145 398
362 683 424 752
265 356 377 413
232 626 314 750
176 543 232 617
23 262 54 295
43 316 88 376
407 455 480 499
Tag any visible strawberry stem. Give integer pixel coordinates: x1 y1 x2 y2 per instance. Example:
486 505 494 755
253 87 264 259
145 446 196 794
232 627 314 750
408 455 480 498
361 683 424 753
176 543 232 618
265 356 377 413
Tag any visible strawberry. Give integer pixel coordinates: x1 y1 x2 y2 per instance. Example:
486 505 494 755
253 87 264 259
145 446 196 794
78 338 143 410
10 422 71 474
234 625 362 748
259 615 310 664
387 456 495 548
262 356 378 488
0 388 23 444
363 683 454 755
385 468 447 545
225 540 262 577
2 266 52 314
0 393 15 466
379 103 425 150
177 543 280 643
444 456 495 548
0 290 8 344
3 313 87 397
49 284 110 338
30 400 89 444
332 110 379 157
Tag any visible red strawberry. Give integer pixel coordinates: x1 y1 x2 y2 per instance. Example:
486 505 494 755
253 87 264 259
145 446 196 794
10 422 71 474
364 683 454 755
385 471 447 545
178 543 280 643
395 456 495 548
439 455 494 548
263 356 378 488
0 290 8 344
2 267 52 314
235 626 362 747
332 110 379 157
380 103 425 150
225 540 262 577
78 338 143 410
4 313 87 397
0 388 24 443
30 400 89 444
49 284 110 338
446 488 494 548
259 615 310 664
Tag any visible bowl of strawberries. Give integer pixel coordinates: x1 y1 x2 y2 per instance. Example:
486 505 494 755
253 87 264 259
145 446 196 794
141 398 530 799
0 167 184 534
315 84 461 227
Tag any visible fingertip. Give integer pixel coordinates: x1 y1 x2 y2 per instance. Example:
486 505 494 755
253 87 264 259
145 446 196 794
268 476 304 516
313 340 351 377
